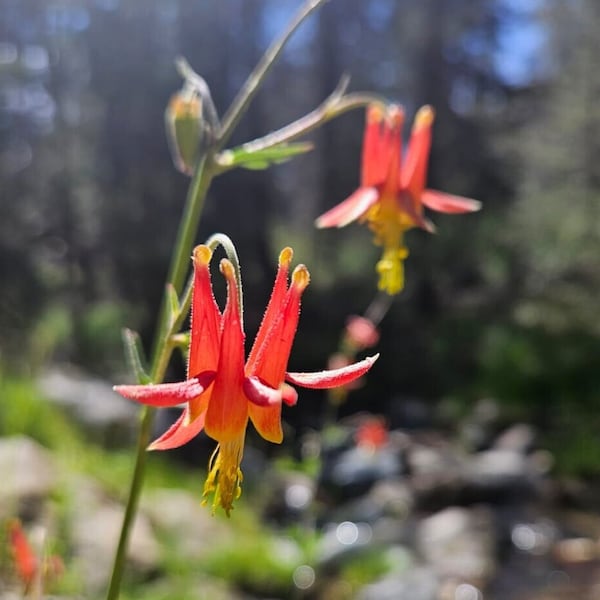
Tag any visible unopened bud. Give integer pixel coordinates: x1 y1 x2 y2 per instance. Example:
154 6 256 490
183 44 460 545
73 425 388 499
165 74 219 175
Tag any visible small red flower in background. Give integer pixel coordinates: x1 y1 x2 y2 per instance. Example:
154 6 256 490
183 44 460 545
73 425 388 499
316 104 481 295
8 519 37 588
344 315 380 351
115 246 378 515
354 417 389 451
7 519 63 594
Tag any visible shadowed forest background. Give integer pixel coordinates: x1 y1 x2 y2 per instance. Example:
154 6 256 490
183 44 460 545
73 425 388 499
1 0 599 474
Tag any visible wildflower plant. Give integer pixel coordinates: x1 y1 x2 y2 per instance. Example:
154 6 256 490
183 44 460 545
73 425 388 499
105 0 480 598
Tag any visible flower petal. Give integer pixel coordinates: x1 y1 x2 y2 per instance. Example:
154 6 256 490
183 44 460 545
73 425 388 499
286 353 379 389
148 406 206 450
421 189 482 213
113 372 215 407
247 265 310 444
400 105 434 201
315 187 379 229
243 376 283 407
188 245 222 377
281 383 298 406
204 259 248 442
361 104 387 186
380 106 403 197
246 247 292 371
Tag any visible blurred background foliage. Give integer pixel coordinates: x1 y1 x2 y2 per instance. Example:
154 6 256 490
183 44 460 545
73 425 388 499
0 0 598 471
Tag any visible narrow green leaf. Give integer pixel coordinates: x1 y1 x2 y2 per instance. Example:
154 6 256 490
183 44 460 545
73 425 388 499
166 284 180 327
218 141 313 171
122 329 152 384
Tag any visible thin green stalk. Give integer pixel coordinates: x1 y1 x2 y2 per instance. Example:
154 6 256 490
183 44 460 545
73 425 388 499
106 157 215 600
217 0 329 149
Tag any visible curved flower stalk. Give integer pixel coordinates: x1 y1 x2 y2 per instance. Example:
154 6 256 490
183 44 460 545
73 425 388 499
115 246 378 515
316 104 482 295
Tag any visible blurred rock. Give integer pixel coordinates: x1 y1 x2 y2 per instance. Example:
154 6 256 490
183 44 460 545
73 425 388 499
417 506 497 584
317 520 376 570
69 477 160 594
463 449 543 503
38 365 137 446
358 565 439 600
459 398 501 451
407 440 466 510
319 444 404 501
142 488 233 558
262 471 315 526
0 436 57 519
493 423 536 454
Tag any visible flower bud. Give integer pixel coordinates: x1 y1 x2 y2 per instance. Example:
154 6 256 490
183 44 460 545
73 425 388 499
165 81 218 175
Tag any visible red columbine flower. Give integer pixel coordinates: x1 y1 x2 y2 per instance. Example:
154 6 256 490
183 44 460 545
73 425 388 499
8 519 38 588
114 246 378 515
7 519 63 593
316 104 481 295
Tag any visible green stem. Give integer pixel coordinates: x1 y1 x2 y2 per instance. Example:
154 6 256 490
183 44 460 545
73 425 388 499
214 89 388 175
106 157 215 600
104 406 153 600
205 233 243 323
217 0 329 149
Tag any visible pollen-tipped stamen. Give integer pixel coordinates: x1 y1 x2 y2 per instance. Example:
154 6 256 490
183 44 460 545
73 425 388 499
193 244 212 266
202 437 245 516
291 264 310 291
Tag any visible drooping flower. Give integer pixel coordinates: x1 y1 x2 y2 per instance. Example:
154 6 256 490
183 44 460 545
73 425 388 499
114 246 378 515
316 104 481 295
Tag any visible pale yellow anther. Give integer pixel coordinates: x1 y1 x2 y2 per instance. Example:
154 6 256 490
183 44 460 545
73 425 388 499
291 265 310 291
219 258 235 280
193 244 212 266
278 247 293 267
414 105 435 129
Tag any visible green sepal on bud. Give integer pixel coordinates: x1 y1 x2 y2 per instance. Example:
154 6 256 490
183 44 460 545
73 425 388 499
165 60 219 176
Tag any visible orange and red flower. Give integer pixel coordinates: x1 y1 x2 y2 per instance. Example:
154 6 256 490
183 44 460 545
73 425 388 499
316 104 481 295
7 519 63 593
114 246 378 514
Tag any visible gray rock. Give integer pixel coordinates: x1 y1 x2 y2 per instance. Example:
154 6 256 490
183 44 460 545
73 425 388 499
464 449 545 502
317 520 376 569
0 436 57 518
417 506 497 583
38 365 138 446
68 478 160 594
493 423 536 454
407 442 466 510
141 488 234 559
358 565 438 600
321 445 403 500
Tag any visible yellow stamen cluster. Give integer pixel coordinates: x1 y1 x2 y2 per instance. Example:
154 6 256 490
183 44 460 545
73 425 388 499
364 198 411 295
202 437 245 516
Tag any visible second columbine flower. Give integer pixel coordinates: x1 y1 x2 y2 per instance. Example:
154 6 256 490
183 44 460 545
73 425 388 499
316 104 481 295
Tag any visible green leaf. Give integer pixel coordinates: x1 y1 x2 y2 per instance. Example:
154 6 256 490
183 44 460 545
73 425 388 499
165 284 180 328
122 329 152 384
218 142 313 171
